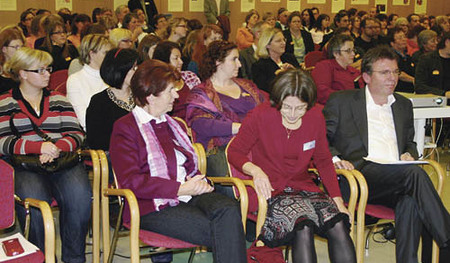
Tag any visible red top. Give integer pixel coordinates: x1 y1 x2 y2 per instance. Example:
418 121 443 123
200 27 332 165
312 59 363 105
228 102 341 199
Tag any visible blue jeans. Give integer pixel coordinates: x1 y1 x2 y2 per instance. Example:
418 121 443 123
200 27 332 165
140 192 247 263
14 163 92 263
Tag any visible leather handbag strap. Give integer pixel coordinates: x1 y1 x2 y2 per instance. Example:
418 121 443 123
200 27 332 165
10 112 52 142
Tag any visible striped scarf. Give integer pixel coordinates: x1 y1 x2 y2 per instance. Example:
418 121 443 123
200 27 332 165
132 111 197 211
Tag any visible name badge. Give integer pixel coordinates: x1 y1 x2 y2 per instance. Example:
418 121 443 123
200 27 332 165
303 140 315 151
432 70 440 75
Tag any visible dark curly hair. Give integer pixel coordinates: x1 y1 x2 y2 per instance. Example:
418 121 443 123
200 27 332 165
199 40 237 81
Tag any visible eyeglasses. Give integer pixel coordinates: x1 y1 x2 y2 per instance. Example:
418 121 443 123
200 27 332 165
51 31 66 35
371 69 401 76
340 48 356 54
120 39 133 43
176 24 187 28
7 45 23 50
23 66 53 75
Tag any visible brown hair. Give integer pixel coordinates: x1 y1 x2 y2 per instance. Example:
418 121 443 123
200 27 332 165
0 27 26 65
191 24 223 64
270 69 317 110
131 59 181 107
199 40 236 81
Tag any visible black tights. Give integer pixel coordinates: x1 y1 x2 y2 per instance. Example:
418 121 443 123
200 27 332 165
292 221 356 263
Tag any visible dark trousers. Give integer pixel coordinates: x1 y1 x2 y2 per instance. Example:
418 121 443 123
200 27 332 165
360 162 450 263
140 192 247 263
14 163 92 263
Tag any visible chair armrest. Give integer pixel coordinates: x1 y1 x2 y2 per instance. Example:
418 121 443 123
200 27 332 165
207 176 248 232
239 180 267 247
192 143 207 175
335 169 359 239
102 188 140 263
422 159 445 196
24 198 55 263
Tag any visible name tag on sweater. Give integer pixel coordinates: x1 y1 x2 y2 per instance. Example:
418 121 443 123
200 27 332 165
303 140 315 151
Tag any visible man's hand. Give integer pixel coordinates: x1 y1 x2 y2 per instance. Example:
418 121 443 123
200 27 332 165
334 160 354 170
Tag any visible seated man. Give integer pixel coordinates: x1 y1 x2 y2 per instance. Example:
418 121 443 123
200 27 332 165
323 46 450 263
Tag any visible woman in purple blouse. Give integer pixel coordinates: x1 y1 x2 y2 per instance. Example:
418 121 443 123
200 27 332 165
109 59 246 263
186 40 265 197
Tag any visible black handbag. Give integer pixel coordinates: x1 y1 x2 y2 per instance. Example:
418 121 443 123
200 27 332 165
9 112 83 175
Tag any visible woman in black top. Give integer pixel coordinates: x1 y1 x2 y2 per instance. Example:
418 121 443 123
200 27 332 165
252 27 300 93
0 27 24 93
86 48 139 151
38 14 78 71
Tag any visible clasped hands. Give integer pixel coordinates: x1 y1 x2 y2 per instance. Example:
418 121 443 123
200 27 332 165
40 141 61 164
178 174 214 196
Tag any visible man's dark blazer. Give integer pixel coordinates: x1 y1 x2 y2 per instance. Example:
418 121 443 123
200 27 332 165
238 46 256 80
323 88 418 170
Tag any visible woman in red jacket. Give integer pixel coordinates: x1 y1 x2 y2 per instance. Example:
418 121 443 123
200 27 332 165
228 69 356 263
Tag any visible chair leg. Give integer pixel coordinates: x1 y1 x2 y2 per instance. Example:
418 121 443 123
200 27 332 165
365 226 375 250
284 246 290 263
188 247 196 263
107 198 125 263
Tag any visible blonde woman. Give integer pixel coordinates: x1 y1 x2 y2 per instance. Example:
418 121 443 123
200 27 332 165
66 34 113 129
0 47 90 263
109 28 133 48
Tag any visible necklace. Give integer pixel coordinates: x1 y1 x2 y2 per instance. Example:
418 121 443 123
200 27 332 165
107 88 135 111
285 127 293 139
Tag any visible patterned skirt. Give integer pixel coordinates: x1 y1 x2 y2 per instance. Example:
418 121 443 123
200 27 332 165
259 188 349 248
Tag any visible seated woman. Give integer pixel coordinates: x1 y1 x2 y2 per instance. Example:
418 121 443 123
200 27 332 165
66 34 112 129
67 14 91 48
311 34 363 105
186 40 265 197
188 24 223 76
228 69 356 263
109 28 134 49
152 41 200 119
109 59 247 263
86 48 138 151
252 27 300 93
310 14 333 45
167 17 188 47
0 26 25 93
283 11 315 65
38 14 79 71
236 11 259 50
0 47 91 263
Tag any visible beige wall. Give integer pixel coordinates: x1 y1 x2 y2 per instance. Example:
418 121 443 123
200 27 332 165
1 0 449 40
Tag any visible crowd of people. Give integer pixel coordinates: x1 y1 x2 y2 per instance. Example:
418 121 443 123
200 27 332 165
0 3 449 263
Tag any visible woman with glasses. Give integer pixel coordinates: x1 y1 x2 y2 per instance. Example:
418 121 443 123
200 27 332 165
312 34 363 105
66 34 113 130
38 14 79 71
283 11 315 65
18 10 35 37
252 27 300 93
186 40 265 198
86 48 138 152
167 17 188 46
109 28 134 49
228 69 356 263
0 26 25 93
0 47 91 263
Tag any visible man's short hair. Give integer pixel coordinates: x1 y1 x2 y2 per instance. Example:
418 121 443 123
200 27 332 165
407 13 419 23
334 10 348 25
361 46 398 74
361 17 377 29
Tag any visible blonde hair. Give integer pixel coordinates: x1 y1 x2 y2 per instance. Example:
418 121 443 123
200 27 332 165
256 27 281 59
79 34 112 65
4 47 52 81
166 17 187 36
109 28 132 47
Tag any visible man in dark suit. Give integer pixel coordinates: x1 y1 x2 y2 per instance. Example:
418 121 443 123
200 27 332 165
323 46 450 263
